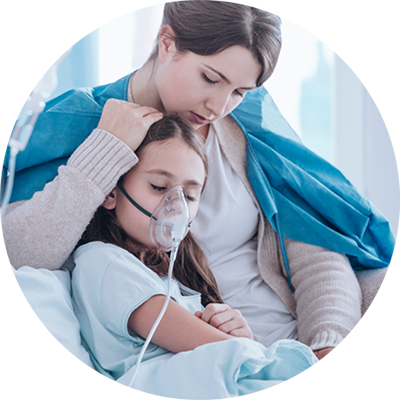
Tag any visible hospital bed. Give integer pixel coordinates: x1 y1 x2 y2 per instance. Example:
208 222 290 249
0 264 319 400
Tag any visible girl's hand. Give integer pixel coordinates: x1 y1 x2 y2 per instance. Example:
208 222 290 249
313 347 334 360
195 304 254 340
97 99 163 151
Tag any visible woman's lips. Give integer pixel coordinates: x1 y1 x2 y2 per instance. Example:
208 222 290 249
190 111 209 125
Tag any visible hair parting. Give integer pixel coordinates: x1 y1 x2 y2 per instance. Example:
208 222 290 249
150 0 282 85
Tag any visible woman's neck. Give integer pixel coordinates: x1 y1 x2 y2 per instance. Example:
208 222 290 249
130 61 165 112
197 124 210 141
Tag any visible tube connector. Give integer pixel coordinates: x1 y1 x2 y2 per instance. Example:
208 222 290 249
171 222 186 242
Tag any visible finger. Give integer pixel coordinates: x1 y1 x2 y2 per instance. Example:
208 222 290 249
143 112 164 125
127 103 142 109
213 318 242 334
194 311 203 319
229 328 253 340
209 308 243 329
200 303 230 323
104 98 130 109
132 105 164 117
209 309 237 329
199 304 218 323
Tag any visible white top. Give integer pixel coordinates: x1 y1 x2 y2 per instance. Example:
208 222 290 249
72 241 203 380
190 126 298 347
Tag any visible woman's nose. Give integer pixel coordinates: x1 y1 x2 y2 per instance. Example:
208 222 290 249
205 93 230 118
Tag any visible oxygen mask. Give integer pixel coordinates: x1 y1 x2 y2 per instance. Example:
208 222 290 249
117 182 191 251
148 184 190 251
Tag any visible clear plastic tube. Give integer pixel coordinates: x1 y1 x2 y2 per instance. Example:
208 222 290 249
1 147 18 219
9 94 45 153
128 240 180 387
1 93 45 219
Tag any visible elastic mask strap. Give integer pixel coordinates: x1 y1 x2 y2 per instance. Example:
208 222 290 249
117 182 156 220
117 182 193 227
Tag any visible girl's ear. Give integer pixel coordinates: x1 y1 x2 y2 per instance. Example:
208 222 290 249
102 189 117 210
158 25 177 62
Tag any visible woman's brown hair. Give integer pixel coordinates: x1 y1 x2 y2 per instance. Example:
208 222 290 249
150 0 282 85
77 115 223 306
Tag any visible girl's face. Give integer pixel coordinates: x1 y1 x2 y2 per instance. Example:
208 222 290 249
155 34 262 136
103 138 206 248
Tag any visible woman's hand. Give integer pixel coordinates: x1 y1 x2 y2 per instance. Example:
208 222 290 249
313 347 334 360
97 99 163 151
195 304 254 340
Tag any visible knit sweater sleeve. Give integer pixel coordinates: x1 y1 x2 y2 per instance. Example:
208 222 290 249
284 237 362 350
2 129 138 270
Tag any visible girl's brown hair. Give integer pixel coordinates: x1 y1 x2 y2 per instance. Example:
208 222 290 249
77 115 223 306
150 0 282 85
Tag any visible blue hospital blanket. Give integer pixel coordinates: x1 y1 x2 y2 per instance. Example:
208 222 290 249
72 242 317 398
118 338 317 399
3 73 394 284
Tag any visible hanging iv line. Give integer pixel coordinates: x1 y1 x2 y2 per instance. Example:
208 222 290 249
1 50 70 219
0 0 72 224
121 184 191 387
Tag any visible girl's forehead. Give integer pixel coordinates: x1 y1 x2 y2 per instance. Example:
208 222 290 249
131 138 205 180
137 138 187 159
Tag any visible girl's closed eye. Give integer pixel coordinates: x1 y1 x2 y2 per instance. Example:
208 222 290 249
151 184 167 192
185 194 197 203
152 184 197 202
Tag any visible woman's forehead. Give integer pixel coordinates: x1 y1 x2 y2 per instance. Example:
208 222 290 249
193 45 261 88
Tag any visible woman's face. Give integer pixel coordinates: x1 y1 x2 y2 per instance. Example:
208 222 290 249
155 43 262 135
104 138 206 248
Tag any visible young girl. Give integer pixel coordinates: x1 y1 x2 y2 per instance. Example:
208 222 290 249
71 115 317 397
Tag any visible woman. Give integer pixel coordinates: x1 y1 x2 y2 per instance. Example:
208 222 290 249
2 1 388 360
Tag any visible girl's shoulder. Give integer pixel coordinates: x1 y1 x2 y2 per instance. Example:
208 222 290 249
73 241 131 266
72 241 165 287
74 241 125 257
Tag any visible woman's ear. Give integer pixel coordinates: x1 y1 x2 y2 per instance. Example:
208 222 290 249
158 25 177 63
102 189 117 210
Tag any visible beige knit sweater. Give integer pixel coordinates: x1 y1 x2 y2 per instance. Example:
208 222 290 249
2 116 387 350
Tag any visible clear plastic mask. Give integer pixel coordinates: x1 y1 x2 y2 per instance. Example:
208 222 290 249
148 184 190 251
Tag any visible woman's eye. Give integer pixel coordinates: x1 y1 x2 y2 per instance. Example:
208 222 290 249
202 73 217 85
151 184 166 192
203 72 245 98
234 89 244 98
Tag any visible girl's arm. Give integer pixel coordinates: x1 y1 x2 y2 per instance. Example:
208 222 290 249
128 295 234 353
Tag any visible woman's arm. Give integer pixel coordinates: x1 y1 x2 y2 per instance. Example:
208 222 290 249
3 129 137 270
284 238 362 351
128 295 233 353
281 239 354 400
3 100 162 270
